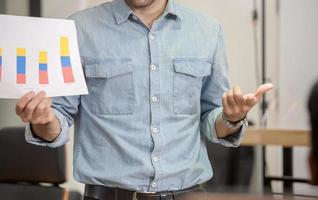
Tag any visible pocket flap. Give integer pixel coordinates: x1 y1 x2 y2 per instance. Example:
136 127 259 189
85 58 133 78
173 59 212 78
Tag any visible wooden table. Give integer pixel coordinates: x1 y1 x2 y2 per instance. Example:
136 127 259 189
241 128 311 147
240 128 312 196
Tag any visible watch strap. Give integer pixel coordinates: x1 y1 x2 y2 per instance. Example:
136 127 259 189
221 112 248 129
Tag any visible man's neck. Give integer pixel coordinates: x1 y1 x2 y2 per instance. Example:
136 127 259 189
125 0 168 28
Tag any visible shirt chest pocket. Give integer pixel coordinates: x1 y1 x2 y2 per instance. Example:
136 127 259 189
173 59 212 114
85 58 135 115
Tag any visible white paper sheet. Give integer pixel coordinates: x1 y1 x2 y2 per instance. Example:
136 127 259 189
0 14 88 99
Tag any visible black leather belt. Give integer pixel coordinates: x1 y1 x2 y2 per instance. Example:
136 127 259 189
84 184 202 200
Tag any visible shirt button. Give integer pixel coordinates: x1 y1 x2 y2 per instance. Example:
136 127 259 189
149 33 156 40
152 127 159 134
150 64 157 71
151 96 158 103
151 182 157 188
153 156 159 162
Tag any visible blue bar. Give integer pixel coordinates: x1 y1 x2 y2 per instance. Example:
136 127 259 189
17 66 26 74
17 56 26 74
61 56 71 67
0 57 2 65
39 63 48 71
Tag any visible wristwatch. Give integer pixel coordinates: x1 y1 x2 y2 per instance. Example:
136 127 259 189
221 112 248 130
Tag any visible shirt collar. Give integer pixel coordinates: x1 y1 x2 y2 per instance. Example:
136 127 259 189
163 0 182 22
112 0 133 24
112 0 182 24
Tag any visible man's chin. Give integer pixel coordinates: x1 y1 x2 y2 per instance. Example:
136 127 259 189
125 0 157 8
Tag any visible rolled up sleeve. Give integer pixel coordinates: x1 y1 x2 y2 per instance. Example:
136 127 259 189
25 95 80 148
200 107 246 147
200 24 247 147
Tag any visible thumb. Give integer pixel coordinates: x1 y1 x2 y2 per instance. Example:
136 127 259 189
254 83 274 100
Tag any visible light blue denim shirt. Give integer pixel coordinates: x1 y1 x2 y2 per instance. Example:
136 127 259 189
25 0 246 192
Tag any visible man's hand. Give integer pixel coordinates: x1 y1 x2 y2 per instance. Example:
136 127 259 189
16 91 55 125
15 91 60 142
222 83 274 122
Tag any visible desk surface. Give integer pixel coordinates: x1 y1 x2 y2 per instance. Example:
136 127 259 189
241 128 311 147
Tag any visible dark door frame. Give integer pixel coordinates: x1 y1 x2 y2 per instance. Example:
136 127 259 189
29 0 41 17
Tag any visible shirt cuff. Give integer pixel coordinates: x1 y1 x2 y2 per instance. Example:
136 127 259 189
24 109 70 148
206 107 247 147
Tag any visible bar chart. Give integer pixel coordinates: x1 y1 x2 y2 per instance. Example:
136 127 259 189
16 48 26 84
39 51 49 84
0 37 76 85
0 14 88 98
60 37 75 83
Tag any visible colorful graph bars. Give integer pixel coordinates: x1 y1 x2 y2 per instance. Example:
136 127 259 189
17 48 26 84
0 48 2 81
1 37 75 85
39 51 49 84
60 37 75 83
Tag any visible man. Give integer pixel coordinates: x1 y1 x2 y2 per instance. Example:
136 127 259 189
308 81 318 185
15 0 273 199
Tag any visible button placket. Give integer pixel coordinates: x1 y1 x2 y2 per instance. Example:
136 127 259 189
148 23 164 192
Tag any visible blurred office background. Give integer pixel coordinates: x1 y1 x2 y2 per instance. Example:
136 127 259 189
0 0 317 198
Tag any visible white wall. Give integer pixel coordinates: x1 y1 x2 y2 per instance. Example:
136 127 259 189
279 0 318 124
86 0 111 7
41 0 86 19
279 0 318 196
279 0 318 130
5 0 29 16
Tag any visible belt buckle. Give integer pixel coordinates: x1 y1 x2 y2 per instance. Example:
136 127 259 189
135 191 174 200
160 192 174 200
135 190 156 200
136 191 157 195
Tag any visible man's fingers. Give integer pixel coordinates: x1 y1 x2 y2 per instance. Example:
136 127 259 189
222 93 229 110
241 83 273 106
32 97 53 124
233 86 244 106
33 98 49 118
226 90 236 107
222 84 273 122
254 83 274 100
16 91 36 115
21 91 47 122
37 98 51 115
244 94 257 107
